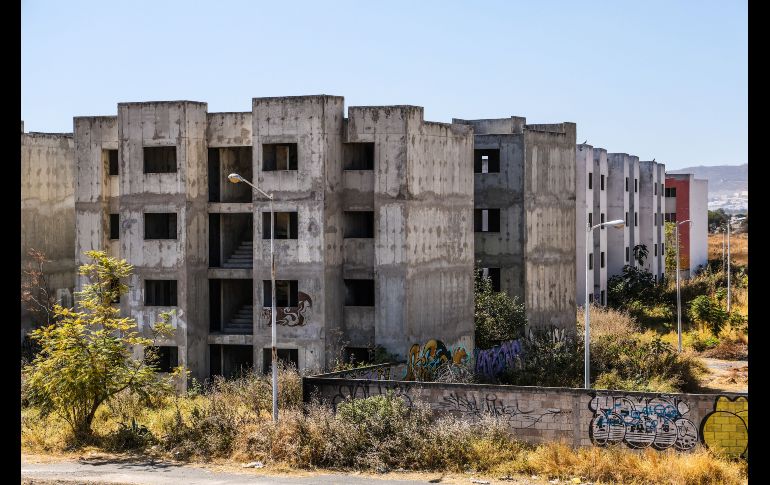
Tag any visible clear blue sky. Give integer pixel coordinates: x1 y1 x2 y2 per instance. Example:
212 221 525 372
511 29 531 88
21 0 747 169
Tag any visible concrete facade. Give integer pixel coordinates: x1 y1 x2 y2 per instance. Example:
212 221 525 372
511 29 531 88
454 117 577 331
71 96 477 385
21 128 77 339
606 153 640 273
639 160 666 281
665 173 708 278
592 149 608 305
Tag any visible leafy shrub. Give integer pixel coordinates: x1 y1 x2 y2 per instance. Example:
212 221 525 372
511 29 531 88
499 327 583 388
607 265 665 308
475 269 527 349
591 333 705 392
689 295 729 334
684 329 720 352
104 417 156 451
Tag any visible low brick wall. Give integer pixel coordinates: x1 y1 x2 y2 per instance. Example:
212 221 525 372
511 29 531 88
302 364 748 457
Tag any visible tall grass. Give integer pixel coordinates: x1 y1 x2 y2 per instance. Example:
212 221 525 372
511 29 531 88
22 389 747 485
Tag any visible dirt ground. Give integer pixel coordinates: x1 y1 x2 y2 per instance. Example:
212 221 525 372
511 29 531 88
698 358 748 393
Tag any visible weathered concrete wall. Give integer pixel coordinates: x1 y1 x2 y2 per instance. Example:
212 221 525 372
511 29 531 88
639 161 661 278
523 123 577 330
690 178 709 274
656 164 666 279
252 95 345 373
575 144 592 307
304 372 748 457
606 154 630 278
592 148 608 304
21 132 76 338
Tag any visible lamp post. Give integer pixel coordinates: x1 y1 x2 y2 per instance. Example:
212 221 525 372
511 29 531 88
675 219 692 353
726 216 745 314
228 172 278 423
585 218 625 389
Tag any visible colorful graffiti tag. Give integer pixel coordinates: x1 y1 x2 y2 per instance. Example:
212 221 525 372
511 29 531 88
437 392 567 428
475 339 523 379
404 339 469 380
331 380 413 411
701 396 748 459
589 395 698 450
262 291 312 327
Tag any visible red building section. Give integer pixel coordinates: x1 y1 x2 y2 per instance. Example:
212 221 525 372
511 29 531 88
666 176 690 270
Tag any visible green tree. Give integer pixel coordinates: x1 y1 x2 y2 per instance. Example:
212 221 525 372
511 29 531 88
22 250 183 440
708 209 729 231
474 268 527 349
688 295 728 335
632 244 649 267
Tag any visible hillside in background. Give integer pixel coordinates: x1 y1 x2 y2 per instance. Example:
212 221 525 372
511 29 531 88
668 163 747 213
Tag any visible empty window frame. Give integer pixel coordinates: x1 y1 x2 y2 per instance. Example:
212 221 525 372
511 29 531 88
654 183 657 195
262 348 298 374
109 213 120 240
344 279 375 306
588 212 593 226
263 280 298 307
625 211 629 226
343 143 375 170
661 243 664 254
144 213 177 239
588 253 594 270
601 290 606 305
654 244 658 256
660 182 664 194
343 347 373 365
104 149 119 176
474 149 500 174
144 346 178 373
588 173 593 190
635 212 638 227
479 267 501 292
626 247 630 262
145 280 177 306
263 212 298 239
625 177 629 192
665 187 677 197
143 146 177 173
601 251 605 268
343 211 375 238
262 143 298 171
600 174 605 191
588 293 594 303
474 209 501 232
634 178 638 193
600 213 605 229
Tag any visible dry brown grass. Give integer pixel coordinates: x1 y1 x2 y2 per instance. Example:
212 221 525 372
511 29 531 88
709 232 748 266
576 305 639 337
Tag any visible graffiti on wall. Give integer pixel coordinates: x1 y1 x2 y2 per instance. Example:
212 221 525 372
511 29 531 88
437 392 568 428
334 365 392 381
331 380 413 410
263 292 312 327
404 339 469 381
475 339 523 379
589 395 698 450
701 396 748 459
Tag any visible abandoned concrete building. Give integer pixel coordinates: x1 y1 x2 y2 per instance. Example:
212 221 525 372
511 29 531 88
453 117 577 330
575 147 666 306
21 95 579 385
20 127 77 342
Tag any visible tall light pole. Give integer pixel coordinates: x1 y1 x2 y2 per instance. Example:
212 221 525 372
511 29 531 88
726 216 746 314
675 219 692 353
228 173 278 423
585 218 625 389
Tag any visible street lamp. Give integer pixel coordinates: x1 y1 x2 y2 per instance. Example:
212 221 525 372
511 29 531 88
584 218 625 389
726 216 746 314
675 219 692 353
228 172 279 423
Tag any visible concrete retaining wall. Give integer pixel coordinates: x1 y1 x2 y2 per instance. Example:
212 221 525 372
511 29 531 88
303 366 748 457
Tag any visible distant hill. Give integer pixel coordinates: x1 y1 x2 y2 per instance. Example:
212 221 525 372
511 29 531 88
667 164 747 212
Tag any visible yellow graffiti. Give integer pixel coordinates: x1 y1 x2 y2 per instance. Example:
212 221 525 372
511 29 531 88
702 396 748 459
404 339 468 381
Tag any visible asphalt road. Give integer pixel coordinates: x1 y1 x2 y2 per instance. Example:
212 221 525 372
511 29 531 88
20 456 467 485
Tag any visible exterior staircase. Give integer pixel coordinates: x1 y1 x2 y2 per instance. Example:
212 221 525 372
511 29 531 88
222 240 253 268
222 304 253 334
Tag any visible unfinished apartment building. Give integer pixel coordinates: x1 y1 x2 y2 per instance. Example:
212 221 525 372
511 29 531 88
73 96 475 384
21 125 77 341
605 153 640 277
638 161 666 281
452 117 577 330
575 144 608 306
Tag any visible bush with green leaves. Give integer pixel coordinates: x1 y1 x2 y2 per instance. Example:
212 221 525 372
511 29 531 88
607 265 665 309
21 250 183 441
689 295 729 335
474 268 527 349
499 327 583 388
591 334 705 392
